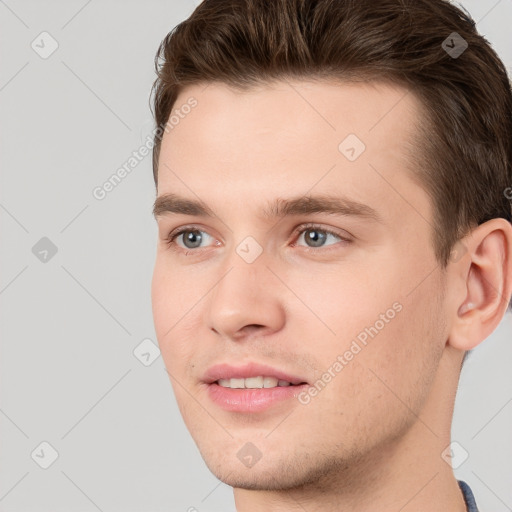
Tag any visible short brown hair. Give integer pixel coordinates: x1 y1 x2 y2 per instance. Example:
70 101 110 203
151 0 512 277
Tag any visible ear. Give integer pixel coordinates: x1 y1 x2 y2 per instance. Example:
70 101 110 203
448 218 512 351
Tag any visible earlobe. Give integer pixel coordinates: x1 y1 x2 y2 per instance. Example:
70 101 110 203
448 218 512 352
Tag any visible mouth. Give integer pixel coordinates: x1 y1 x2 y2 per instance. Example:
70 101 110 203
202 362 310 413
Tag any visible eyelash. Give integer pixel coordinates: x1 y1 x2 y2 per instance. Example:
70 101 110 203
164 223 351 255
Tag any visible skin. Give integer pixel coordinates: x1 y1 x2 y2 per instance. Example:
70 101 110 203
151 79 512 512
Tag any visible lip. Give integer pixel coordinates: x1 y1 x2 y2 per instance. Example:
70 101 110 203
202 362 309 413
206 382 310 412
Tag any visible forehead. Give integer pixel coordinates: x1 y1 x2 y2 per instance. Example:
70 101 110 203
156 79 429 227
168 78 419 137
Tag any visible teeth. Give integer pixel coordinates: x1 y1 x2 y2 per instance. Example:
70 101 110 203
230 378 245 388
245 376 263 388
263 377 278 388
217 376 293 389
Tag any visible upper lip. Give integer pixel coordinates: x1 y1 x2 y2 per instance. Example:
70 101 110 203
203 362 308 385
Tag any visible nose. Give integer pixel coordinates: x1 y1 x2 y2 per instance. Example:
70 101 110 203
206 255 287 341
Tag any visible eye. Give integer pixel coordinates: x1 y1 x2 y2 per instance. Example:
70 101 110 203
164 223 350 255
166 226 217 251
293 224 349 249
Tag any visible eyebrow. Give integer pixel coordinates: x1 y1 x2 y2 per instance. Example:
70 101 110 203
153 192 382 223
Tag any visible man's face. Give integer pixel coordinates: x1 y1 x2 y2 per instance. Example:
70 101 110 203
151 80 449 489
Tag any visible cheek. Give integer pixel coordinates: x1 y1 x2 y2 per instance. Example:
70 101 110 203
348 275 446 418
151 259 198 367
151 261 174 339
293 254 443 397
151 258 200 328
298 292 445 450
284 261 400 345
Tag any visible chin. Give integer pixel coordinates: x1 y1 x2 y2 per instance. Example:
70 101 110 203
197 445 290 487
197 443 349 492
206 463 303 491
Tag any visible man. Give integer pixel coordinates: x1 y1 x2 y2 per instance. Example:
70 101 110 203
150 0 512 510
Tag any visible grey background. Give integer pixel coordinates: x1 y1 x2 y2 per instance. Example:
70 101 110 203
0 1 511 511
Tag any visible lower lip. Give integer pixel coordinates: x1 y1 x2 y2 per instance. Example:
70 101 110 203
206 382 309 413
